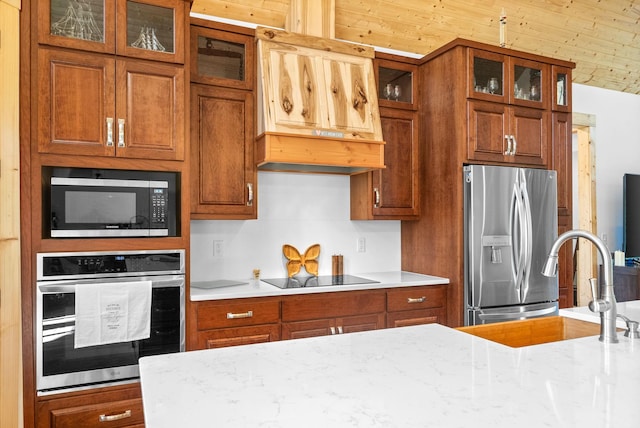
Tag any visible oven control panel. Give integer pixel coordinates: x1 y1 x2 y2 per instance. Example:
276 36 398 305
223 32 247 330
37 250 185 280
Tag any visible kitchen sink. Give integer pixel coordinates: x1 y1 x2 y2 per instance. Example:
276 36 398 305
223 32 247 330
456 316 602 347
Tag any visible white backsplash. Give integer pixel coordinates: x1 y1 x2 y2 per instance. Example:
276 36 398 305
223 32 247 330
190 172 401 282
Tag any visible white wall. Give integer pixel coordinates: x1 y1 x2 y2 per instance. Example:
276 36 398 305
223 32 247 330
190 172 401 281
572 83 640 253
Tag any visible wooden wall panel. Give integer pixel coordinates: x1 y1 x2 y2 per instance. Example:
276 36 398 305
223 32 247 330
0 2 23 427
192 0 640 94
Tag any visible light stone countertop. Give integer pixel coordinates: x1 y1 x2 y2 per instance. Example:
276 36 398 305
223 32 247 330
140 304 640 428
560 300 640 329
190 271 449 301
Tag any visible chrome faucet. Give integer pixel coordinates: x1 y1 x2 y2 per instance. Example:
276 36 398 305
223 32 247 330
542 229 618 344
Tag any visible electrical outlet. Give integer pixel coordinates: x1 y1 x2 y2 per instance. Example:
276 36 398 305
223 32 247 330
357 237 366 253
213 240 224 257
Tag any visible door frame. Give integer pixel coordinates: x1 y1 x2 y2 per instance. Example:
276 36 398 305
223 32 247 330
572 112 597 306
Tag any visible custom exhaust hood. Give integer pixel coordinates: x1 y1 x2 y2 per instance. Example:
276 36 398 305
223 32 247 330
255 27 386 175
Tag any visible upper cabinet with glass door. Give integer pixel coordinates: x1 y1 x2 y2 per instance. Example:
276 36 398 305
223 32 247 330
190 25 255 91
376 57 417 110
38 0 186 63
468 49 549 109
552 65 572 112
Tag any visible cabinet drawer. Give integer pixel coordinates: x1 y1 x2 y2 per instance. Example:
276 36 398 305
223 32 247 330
386 308 446 328
198 325 280 349
281 290 385 322
49 398 144 428
387 286 446 312
196 298 280 330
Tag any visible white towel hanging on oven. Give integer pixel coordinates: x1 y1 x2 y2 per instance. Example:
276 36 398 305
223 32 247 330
74 280 152 348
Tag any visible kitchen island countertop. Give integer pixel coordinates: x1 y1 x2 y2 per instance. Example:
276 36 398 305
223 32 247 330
140 301 640 427
190 271 449 301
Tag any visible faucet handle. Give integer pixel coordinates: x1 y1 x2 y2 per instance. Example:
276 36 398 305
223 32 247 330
617 314 640 339
588 277 611 313
588 277 599 300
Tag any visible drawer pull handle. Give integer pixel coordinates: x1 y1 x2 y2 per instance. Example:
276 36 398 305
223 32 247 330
227 310 253 319
330 327 336 335
337 326 343 334
99 410 131 422
407 296 426 304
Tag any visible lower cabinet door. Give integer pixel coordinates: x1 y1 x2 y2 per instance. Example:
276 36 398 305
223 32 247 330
282 318 335 340
386 308 446 328
282 313 385 340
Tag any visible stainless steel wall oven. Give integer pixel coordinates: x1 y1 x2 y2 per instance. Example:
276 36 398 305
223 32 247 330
36 250 185 393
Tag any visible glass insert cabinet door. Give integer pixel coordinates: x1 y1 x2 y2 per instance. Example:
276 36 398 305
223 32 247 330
41 0 185 63
375 58 417 109
190 26 255 90
552 65 571 112
510 58 549 108
468 49 507 103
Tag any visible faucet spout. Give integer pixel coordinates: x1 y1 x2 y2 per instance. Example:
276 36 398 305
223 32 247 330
542 229 618 344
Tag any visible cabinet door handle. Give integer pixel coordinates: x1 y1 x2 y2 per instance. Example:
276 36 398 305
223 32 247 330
373 187 380 208
246 183 253 206
330 327 336 335
99 410 131 422
227 310 253 319
407 296 426 304
503 135 512 155
337 326 343 334
511 135 517 155
117 118 125 147
106 117 114 147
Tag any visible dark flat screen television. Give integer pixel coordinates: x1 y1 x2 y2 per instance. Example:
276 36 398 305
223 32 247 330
623 173 640 258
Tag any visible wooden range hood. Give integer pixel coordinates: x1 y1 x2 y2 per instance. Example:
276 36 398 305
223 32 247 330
255 1 385 175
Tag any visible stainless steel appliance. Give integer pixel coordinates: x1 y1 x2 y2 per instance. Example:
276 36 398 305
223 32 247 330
36 250 185 393
47 167 178 237
464 165 559 325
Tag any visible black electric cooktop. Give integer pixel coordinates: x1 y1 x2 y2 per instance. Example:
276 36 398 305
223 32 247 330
262 275 379 289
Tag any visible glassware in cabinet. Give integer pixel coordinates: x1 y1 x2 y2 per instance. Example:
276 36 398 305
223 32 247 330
468 49 507 103
375 57 416 109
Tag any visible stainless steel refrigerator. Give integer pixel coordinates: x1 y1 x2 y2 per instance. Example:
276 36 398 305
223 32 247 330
464 165 559 326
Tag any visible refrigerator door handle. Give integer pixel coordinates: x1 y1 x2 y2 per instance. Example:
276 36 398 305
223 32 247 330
477 305 558 322
512 181 526 294
519 172 534 301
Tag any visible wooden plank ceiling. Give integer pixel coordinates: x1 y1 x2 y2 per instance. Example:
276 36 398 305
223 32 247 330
191 0 640 95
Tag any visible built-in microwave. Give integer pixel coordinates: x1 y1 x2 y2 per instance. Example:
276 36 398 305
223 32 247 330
47 167 178 238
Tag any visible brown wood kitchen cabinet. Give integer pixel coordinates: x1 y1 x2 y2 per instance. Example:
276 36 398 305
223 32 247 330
553 110 574 307
467 49 550 167
386 285 447 327
39 0 186 64
36 0 188 161
189 20 257 219
38 48 185 160
401 39 574 326
36 383 144 428
281 290 386 340
351 54 419 220
191 297 281 350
